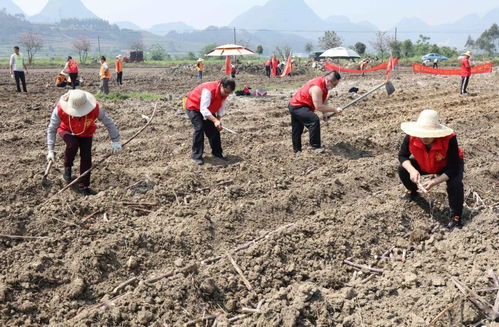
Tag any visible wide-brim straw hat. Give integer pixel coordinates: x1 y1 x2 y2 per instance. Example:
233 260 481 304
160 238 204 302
116 55 122 59
197 58 204 62
400 109 453 138
59 90 97 117
462 51 472 57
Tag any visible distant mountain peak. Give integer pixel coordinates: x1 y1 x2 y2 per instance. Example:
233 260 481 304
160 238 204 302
30 0 99 23
0 0 26 16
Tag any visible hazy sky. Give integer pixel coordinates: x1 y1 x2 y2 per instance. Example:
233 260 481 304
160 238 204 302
13 0 498 30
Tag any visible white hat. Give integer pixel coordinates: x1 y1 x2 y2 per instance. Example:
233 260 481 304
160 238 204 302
58 90 97 117
401 109 453 138
116 55 122 59
197 58 204 62
462 51 472 57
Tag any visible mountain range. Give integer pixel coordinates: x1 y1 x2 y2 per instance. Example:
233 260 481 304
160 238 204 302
1 0 497 55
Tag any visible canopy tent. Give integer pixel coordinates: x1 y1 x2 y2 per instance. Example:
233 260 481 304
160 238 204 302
205 44 256 56
320 47 360 59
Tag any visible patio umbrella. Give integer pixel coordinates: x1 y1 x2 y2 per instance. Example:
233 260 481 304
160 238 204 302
205 44 256 56
320 47 360 59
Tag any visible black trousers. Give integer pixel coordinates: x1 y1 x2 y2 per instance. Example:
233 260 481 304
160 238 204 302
60 131 93 187
288 104 321 152
460 76 470 94
69 73 78 89
265 66 271 77
398 158 464 218
186 110 222 159
14 71 27 92
117 72 123 85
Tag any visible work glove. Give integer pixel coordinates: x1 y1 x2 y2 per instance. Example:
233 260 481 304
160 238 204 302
111 141 122 152
47 150 55 162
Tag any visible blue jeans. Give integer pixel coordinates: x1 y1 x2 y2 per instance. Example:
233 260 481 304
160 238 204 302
197 71 203 81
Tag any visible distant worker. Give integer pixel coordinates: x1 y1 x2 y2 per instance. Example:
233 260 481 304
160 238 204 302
230 64 236 78
288 71 342 153
359 59 370 77
99 56 110 94
184 77 236 165
56 72 68 88
398 109 464 231
115 55 123 85
460 51 472 95
46 90 121 195
433 57 439 69
264 59 271 78
196 58 204 81
64 56 79 89
9 46 28 92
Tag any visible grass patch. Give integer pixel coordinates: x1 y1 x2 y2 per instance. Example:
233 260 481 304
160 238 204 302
265 83 303 90
95 92 163 101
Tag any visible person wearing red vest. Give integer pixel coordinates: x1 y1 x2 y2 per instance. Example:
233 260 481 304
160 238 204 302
46 90 121 195
185 78 236 165
460 51 472 95
115 55 123 86
398 109 464 231
288 71 342 153
264 59 271 78
64 56 79 89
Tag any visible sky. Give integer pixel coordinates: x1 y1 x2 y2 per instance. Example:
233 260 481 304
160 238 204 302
13 0 498 30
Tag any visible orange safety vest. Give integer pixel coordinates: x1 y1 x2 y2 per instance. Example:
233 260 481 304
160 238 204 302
185 81 227 115
68 59 78 73
100 63 111 79
57 103 100 137
409 133 464 174
289 77 328 111
115 59 122 72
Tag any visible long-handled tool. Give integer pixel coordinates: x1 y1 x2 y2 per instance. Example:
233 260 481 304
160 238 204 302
327 81 395 118
41 160 53 189
222 126 238 134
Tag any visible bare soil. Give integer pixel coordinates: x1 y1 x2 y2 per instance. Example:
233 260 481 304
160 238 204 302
0 64 498 327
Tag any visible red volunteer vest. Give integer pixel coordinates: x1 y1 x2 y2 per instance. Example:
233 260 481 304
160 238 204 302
461 58 471 77
409 133 464 174
265 60 271 66
185 81 227 115
68 59 78 73
57 103 100 137
289 77 328 111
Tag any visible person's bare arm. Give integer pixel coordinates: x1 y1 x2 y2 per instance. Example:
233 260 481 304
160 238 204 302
310 86 341 114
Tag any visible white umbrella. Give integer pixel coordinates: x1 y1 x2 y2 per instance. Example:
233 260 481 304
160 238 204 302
320 47 360 59
205 44 256 56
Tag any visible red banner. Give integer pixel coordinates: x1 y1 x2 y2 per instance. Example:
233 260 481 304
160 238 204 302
225 56 231 75
325 58 398 73
412 62 493 75
280 55 292 77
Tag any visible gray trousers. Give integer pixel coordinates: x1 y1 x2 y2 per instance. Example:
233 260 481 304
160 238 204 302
100 78 109 94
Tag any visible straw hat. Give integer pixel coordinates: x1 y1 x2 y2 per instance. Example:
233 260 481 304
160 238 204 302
59 90 97 117
197 58 204 62
400 109 453 138
116 55 122 59
463 51 472 57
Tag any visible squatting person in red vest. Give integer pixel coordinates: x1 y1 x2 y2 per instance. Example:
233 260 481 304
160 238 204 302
46 90 122 195
288 70 342 153
398 109 464 231
63 56 79 89
460 51 472 95
185 77 236 165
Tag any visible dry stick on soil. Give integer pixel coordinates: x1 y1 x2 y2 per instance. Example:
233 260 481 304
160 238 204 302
0 234 49 240
112 277 137 294
119 201 159 207
43 102 158 205
426 295 468 327
183 314 217 327
343 260 384 274
226 252 253 291
361 245 396 283
451 277 497 319
487 270 499 313
82 211 100 222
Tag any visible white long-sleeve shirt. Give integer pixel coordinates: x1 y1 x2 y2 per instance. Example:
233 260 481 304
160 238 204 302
200 88 227 118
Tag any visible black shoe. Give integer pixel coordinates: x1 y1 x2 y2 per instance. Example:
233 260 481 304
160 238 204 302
213 154 228 161
78 187 97 196
446 216 463 231
193 158 204 165
402 190 419 202
63 167 72 182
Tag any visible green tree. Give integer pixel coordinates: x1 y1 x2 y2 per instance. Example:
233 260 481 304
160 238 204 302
389 40 402 58
200 43 217 57
438 46 458 58
475 23 499 55
414 34 431 55
318 31 342 50
370 31 390 60
186 52 196 60
464 35 475 49
304 42 314 55
149 43 169 61
430 44 440 53
401 39 414 58
256 45 264 55
354 42 366 55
